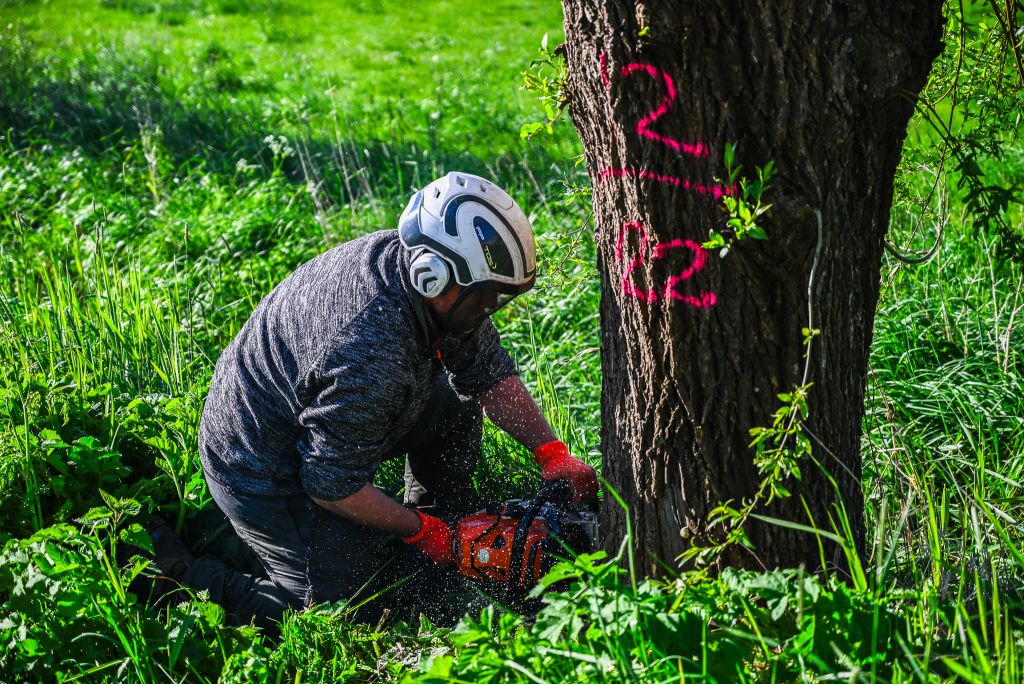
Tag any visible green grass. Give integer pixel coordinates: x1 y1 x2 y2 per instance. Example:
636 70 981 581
1 0 1023 681
0 0 577 157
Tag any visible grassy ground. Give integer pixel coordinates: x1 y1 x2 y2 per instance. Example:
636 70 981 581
0 1 1023 681
1 0 577 155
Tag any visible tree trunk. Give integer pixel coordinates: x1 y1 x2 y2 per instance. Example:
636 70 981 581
561 1 944 573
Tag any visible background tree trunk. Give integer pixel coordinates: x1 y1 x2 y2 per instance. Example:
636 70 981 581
561 1 944 573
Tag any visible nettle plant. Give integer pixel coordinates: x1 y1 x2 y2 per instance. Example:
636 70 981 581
410 543 920 682
0 493 234 681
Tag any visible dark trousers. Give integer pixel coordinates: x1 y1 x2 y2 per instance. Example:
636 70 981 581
184 373 483 632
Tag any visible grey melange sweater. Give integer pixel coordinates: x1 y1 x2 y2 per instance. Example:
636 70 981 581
198 229 519 501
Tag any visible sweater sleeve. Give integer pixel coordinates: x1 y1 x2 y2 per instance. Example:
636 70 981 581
296 318 413 501
441 319 519 399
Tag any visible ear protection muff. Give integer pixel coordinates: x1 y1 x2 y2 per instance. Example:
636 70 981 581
409 250 452 298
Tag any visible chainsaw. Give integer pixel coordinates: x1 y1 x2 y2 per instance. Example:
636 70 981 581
452 479 599 603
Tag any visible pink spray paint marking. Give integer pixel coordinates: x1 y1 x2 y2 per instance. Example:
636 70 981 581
598 59 728 199
614 221 658 302
620 63 708 158
653 238 718 308
615 223 717 309
600 49 724 300
599 167 735 199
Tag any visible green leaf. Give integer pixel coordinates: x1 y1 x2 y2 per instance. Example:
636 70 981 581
939 657 983 681
196 599 226 629
534 561 583 589
978 501 1024 570
520 122 544 139
78 507 114 524
38 428 68 449
703 230 725 249
99 489 118 510
122 556 152 584
419 653 454 677
747 225 768 240
770 593 790 621
119 523 154 555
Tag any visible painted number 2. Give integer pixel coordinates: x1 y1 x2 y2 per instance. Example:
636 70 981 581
619 63 706 159
615 221 717 309
600 54 730 198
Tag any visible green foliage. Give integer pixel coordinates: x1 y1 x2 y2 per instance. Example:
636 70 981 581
0 496 242 682
749 382 813 501
519 34 568 140
705 142 777 253
0 0 1022 681
406 549 952 683
898 0 1024 262
678 382 818 570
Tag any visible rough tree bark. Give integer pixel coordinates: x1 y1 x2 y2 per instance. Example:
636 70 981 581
561 1 944 573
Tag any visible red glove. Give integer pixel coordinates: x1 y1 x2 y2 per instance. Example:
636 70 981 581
534 440 598 505
402 509 454 565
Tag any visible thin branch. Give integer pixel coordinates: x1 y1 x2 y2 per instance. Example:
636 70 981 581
989 0 1024 83
884 208 947 265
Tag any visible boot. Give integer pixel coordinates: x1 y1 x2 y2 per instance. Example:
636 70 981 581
121 516 195 607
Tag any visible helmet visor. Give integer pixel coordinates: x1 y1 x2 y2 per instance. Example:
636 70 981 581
443 279 533 335
475 289 518 317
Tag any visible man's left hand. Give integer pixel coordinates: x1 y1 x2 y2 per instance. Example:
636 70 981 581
533 440 598 505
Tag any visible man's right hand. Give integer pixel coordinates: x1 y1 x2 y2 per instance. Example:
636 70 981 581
312 485 453 564
402 509 454 565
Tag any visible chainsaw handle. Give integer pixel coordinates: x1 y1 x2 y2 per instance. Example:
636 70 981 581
538 478 599 512
536 478 573 506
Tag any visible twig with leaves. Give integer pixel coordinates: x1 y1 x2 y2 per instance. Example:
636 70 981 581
680 209 824 574
704 143 776 254
520 34 568 140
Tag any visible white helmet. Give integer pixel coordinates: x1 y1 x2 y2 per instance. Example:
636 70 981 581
399 172 537 308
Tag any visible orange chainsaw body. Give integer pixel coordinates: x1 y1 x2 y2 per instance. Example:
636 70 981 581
454 511 549 585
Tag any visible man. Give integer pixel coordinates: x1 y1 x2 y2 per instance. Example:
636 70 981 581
165 172 597 631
